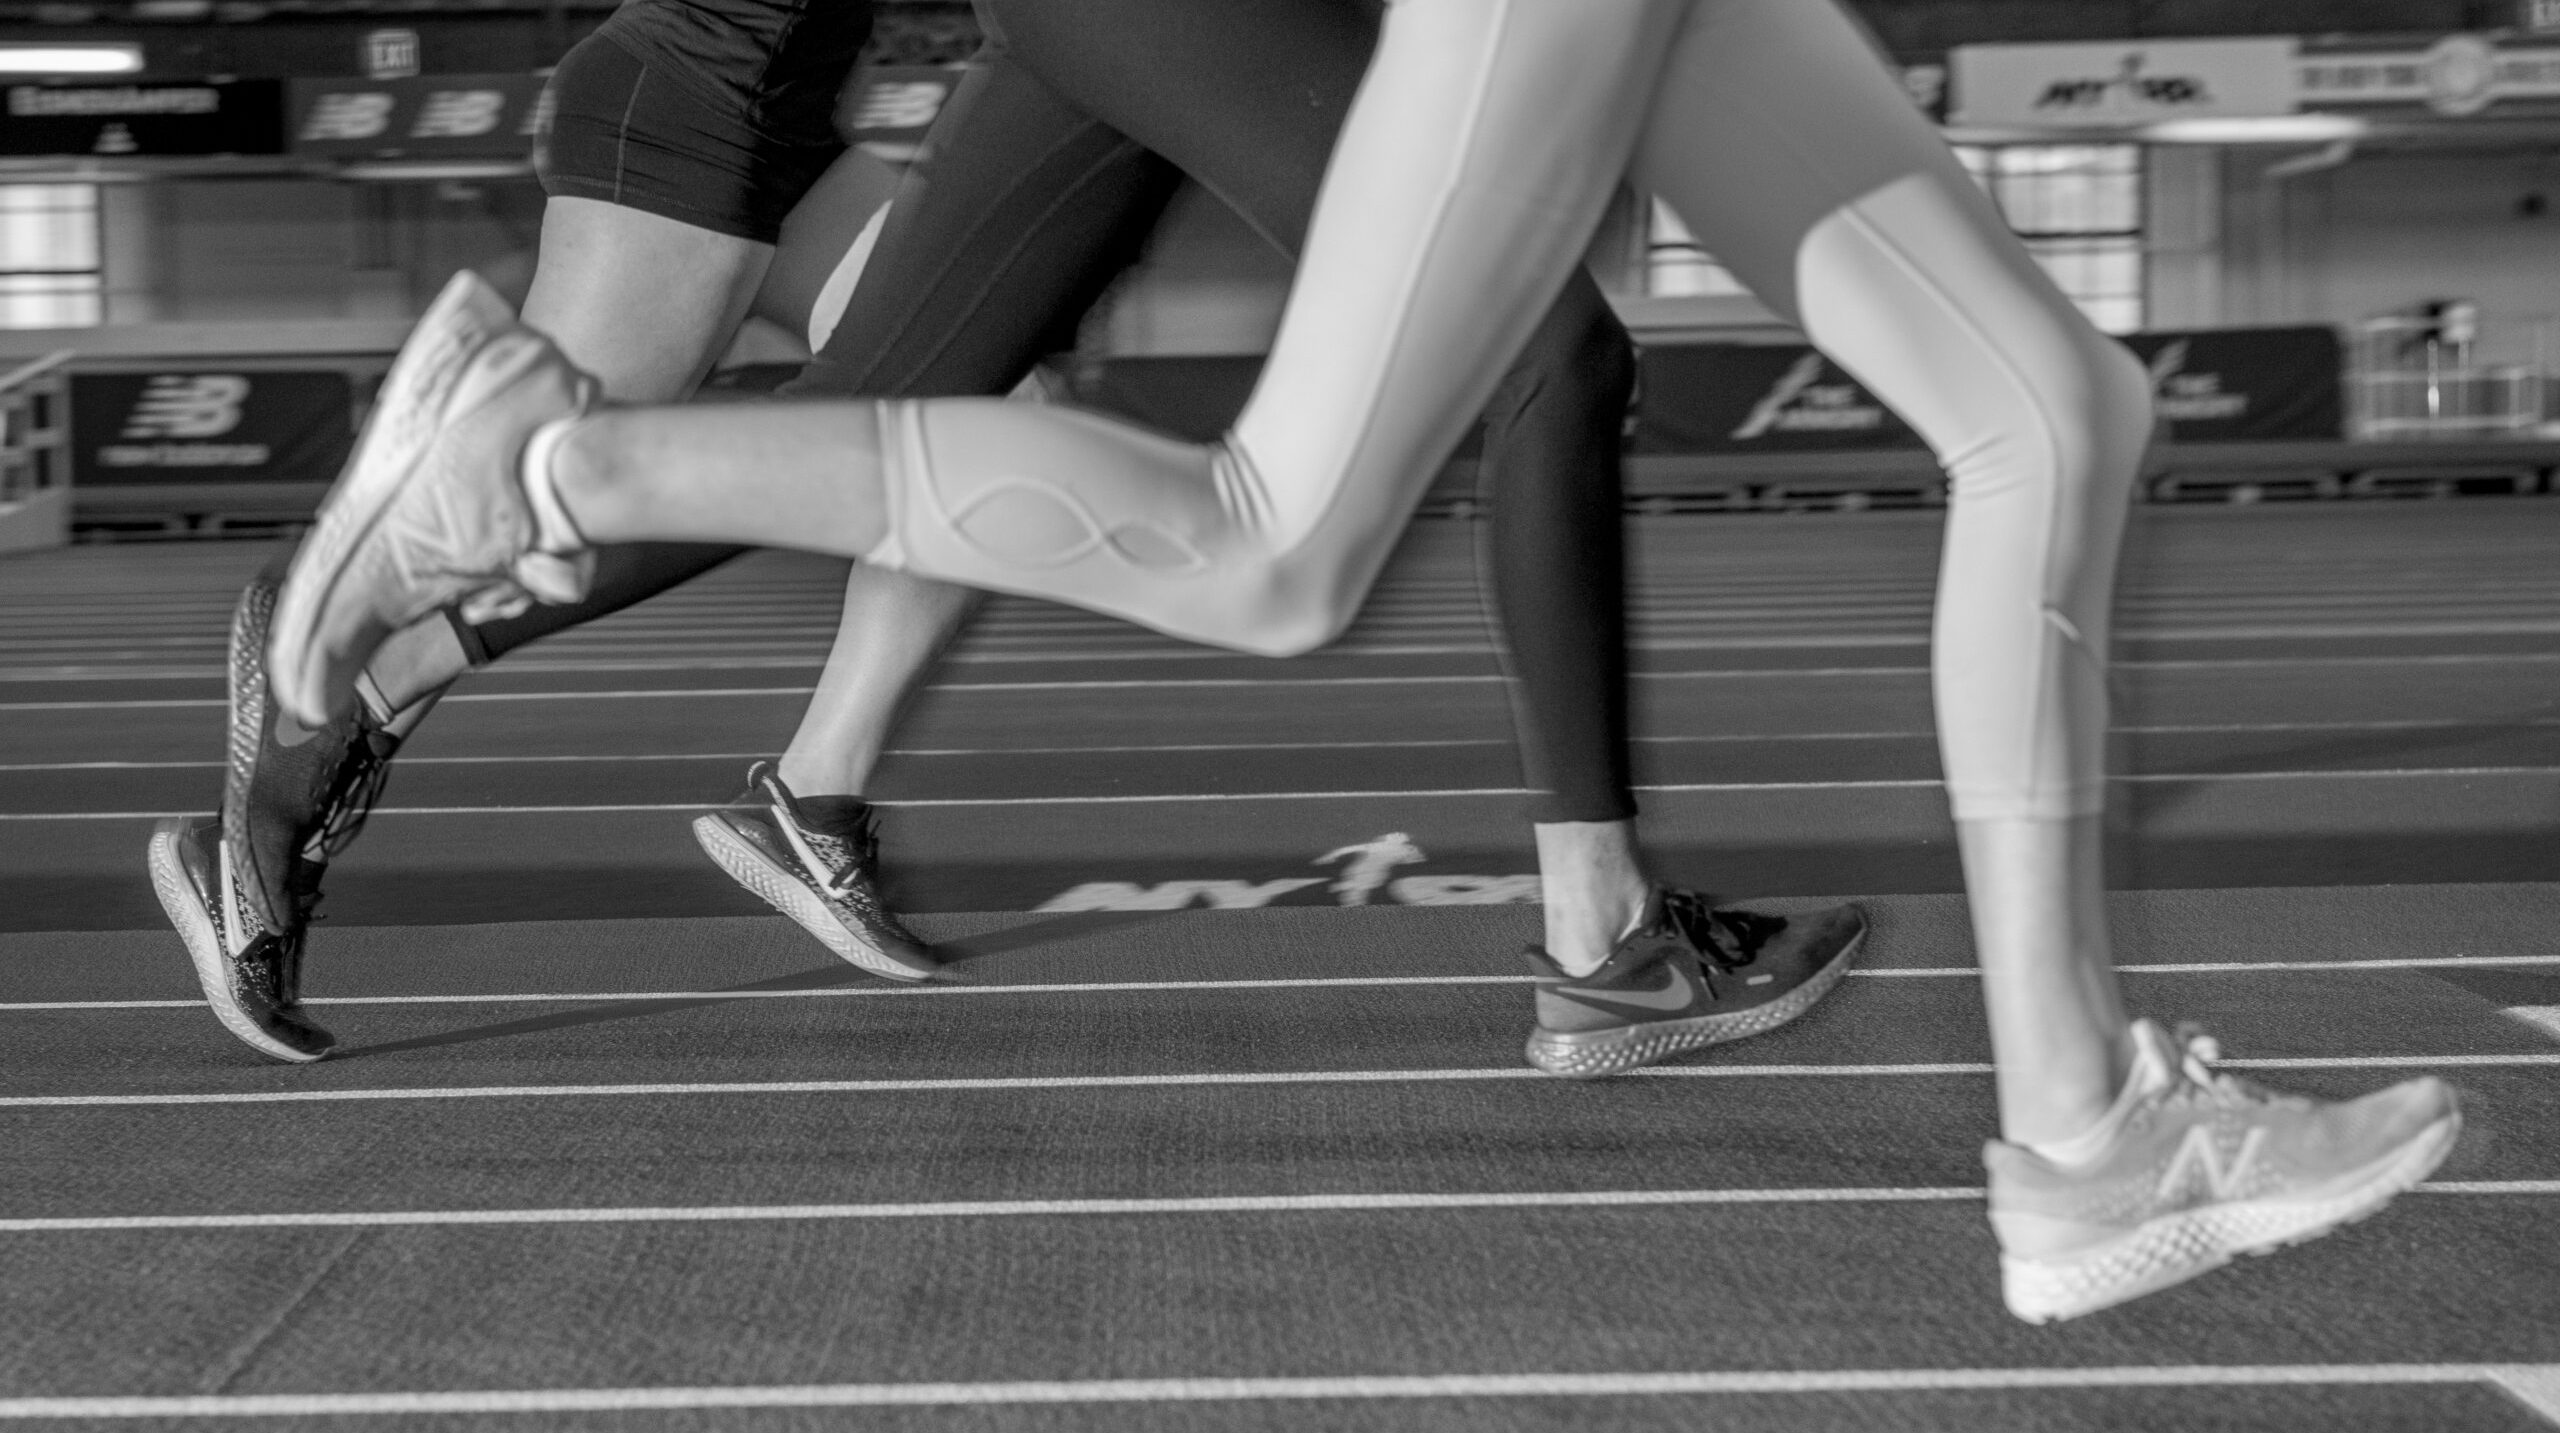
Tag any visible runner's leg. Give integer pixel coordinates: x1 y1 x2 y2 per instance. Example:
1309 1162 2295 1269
733 0 1650 957
538 0 1680 660
1628 0 2151 1142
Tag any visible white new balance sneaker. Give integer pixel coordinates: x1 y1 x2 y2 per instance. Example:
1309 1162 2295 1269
268 271 596 727
1986 1019 2460 1323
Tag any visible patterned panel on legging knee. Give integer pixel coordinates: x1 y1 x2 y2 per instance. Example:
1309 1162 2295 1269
868 0 1677 659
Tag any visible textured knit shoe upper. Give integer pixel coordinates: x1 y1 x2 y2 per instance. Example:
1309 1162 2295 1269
1985 1018 2459 1321
148 817 335 1062
699 761 939 981
224 549 401 939
1531 891 1858 1035
269 271 596 726
1523 891 1866 1077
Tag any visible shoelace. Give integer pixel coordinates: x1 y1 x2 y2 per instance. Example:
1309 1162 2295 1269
1658 889 1785 970
753 770 885 901
2161 1024 2276 1110
814 814 885 902
310 726 398 865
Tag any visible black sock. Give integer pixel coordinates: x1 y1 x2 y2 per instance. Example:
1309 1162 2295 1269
792 794 875 841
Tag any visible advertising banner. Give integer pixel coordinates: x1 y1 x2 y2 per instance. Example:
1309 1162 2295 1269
1633 327 2342 453
1632 346 1919 454
287 74 547 159
0 80 285 157
70 371 354 487
1952 37 2301 127
2117 327 2341 442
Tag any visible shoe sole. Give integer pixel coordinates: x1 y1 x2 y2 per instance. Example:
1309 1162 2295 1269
269 273 514 727
692 814 934 983
1522 920 1867 1079
1999 1106 2463 1323
146 823 329 1065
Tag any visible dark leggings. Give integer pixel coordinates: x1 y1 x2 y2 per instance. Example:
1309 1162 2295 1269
466 0 1637 823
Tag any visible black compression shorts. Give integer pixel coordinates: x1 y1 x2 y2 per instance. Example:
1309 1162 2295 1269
536 0 867 243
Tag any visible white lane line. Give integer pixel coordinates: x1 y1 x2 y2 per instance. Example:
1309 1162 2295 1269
13 716 2556 774
6 1180 2555 1235
23 763 2560 820
0 1363 2553 1418
9 956 2558 1013
12 647 2560 708
5 1054 2553 1109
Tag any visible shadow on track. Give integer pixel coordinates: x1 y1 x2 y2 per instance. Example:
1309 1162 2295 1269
332 909 1178 1058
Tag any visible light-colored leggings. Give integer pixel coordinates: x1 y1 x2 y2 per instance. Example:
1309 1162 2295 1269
864 0 2154 822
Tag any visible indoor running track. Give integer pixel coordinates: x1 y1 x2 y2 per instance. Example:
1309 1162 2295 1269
3 501 2559 1429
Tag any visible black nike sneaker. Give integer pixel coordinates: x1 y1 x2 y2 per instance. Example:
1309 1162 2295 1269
147 817 333 1062
144 551 410 1062
692 761 940 981
1523 890 1866 1079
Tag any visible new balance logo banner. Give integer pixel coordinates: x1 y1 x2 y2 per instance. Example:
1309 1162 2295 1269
71 371 355 486
286 75 546 159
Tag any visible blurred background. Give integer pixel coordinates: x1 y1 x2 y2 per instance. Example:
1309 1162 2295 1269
0 0 2556 546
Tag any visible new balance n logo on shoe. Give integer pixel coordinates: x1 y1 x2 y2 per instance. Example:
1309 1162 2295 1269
2156 1124 2268 1203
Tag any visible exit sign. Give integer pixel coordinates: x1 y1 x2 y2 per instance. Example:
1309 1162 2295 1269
363 28 420 80
2529 0 2560 34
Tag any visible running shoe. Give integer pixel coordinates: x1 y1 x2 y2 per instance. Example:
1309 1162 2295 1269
146 556 412 1062
268 270 597 727
147 818 334 1063
1523 890 1866 1078
1987 1019 2461 1324
693 762 940 982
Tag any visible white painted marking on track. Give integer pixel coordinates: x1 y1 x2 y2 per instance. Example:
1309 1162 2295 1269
30 762 2560 821
2506 1007 2560 1042
0 1363 2552 1418
4 1180 2547 1237
10 955 2559 1013
6 1054 2554 1109
12 647 2560 711
10 716 2560 774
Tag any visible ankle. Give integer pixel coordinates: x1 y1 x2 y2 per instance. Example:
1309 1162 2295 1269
2015 1025 2163 1164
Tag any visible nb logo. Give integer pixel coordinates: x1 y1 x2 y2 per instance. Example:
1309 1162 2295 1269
852 81 946 132
2156 1124 2266 1202
302 92 394 142
123 375 249 439
412 90 503 139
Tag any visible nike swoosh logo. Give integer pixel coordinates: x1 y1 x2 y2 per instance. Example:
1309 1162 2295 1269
1566 965 1697 1012
272 710 322 748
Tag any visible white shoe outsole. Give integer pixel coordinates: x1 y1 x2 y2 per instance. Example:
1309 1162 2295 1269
146 824 326 1065
1999 1109 2463 1323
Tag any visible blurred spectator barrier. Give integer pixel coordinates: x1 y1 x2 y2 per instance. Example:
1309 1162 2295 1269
0 351 70 554
2347 310 2558 441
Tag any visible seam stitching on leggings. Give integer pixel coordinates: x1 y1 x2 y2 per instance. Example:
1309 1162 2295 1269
609 61 645 208
1270 0 1519 559
1834 196 2075 816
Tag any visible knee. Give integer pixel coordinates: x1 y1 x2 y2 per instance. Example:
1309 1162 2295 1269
1226 580 1357 659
